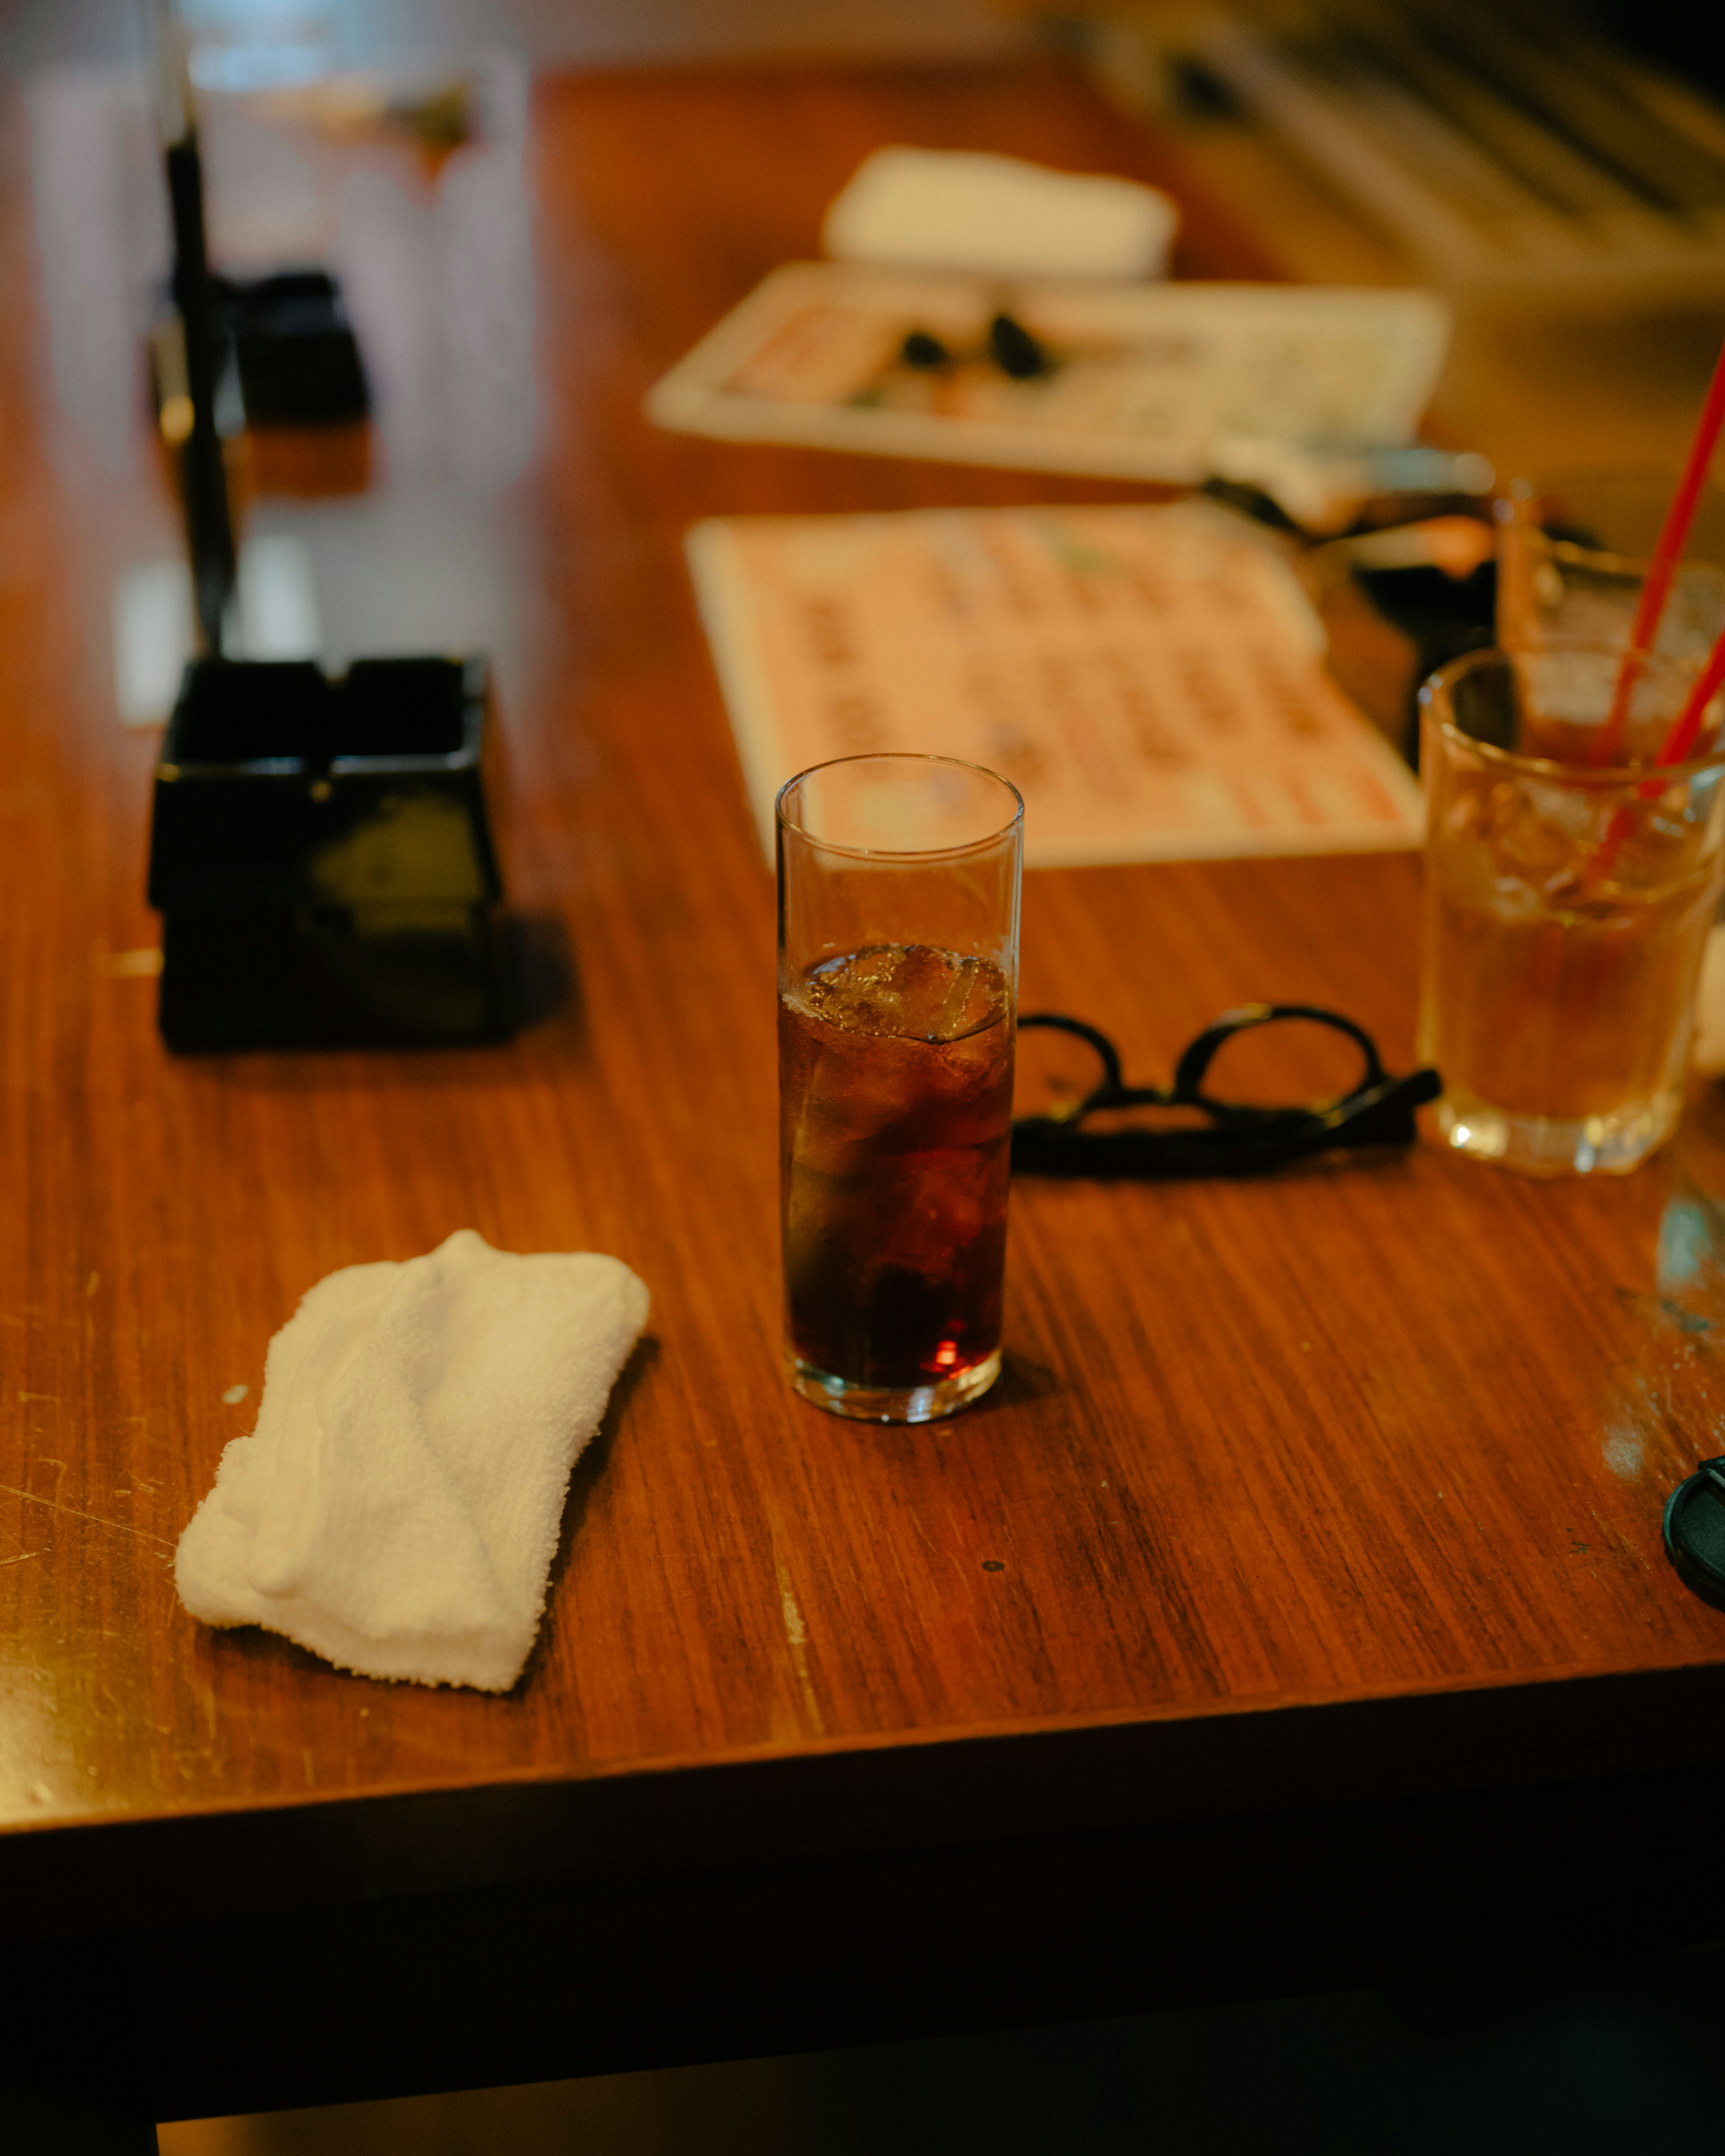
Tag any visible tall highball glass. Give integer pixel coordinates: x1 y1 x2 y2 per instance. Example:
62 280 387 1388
777 754 1023 1422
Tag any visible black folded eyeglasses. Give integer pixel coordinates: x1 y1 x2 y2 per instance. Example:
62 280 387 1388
1010 1003 1441 1179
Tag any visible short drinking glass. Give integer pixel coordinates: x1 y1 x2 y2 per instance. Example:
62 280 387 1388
1419 645 1725 1176
1495 468 1725 660
777 754 1024 1421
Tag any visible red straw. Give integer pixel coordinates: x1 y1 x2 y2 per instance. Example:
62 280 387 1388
1592 335 1725 766
1654 620 1725 771
1588 621 1725 881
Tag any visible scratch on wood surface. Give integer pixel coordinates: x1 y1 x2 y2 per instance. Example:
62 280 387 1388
775 1562 824 1736
0 1483 174 1549
17 1392 58 1403
0 1550 43 1568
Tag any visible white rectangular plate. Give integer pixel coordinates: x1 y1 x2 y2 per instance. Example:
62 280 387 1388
648 263 1451 483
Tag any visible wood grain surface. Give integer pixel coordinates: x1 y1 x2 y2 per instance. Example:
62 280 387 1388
3 60 1725 2115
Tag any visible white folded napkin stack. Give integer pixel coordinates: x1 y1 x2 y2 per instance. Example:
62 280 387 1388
821 145 1178 283
177 1230 650 1692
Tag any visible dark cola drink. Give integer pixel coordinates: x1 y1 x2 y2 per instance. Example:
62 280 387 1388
780 942 1014 1401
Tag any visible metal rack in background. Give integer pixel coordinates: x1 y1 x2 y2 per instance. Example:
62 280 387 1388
1089 0 1725 303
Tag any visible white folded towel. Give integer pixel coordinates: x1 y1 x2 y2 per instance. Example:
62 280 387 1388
822 146 1178 283
176 1230 650 1692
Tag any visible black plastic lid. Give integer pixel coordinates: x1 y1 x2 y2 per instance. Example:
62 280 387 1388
1663 1457 1725 1613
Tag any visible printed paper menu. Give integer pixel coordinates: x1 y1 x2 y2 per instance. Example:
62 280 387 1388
688 503 1424 868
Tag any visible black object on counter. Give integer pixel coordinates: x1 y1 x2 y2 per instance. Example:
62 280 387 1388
156 54 236 654
1350 560 1497 766
147 656 509 1051
214 270 370 427
1663 1456 1725 1613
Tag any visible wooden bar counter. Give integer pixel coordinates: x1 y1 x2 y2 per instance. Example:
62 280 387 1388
2 60 1724 2127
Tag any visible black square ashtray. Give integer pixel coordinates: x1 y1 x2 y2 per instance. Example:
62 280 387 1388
147 656 509 1051
215 269 370 427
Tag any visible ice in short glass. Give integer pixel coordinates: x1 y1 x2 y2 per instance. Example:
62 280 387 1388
1419 645 1725 1177
776 754 1023 1422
